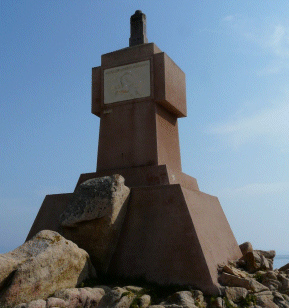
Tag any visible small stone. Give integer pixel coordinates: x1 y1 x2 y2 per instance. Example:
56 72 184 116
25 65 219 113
265 271 278 280
27 299 46 308
139 295 151 308
124 286 144 293
256 295 279 308
255 290 274 300
239 242 253 256
98 287 136 308
79 288 105 307
273 291 289 308
262 271 282 291
161 291 197 308
84 286 106 298
223 265 247 278
53 288 81 306
191 290 206 307
224 286 248 302
46 297 68 308
256 250 276 260
244 251 271 273
93 285 112 293
278 273 289 294
211 297 224 308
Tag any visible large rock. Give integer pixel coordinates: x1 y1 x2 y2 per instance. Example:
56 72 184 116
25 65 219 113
219 272 269 292
60 175 130 272
0 230 96 307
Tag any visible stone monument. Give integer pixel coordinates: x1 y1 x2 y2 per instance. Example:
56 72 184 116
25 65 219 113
27 11 242 294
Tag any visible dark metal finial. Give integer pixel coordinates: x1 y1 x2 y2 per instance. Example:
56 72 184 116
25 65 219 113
129 10 148 47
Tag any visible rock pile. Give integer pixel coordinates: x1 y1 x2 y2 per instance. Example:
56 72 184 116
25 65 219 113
217 242 289 307
1 239 288 307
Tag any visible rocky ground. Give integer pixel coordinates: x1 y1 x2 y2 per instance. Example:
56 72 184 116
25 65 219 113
0 232 288 308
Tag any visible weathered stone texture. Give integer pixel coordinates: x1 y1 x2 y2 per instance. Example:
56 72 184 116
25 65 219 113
224 286 248 302
98 287 136 308
160 291 198 308
60 175 130 273
60 175 129 227
219 272 269 292
0 230 96 307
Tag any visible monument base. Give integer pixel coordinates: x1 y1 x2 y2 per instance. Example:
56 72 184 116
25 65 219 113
75 164 199 191
26 165 242 294
107 184 241 294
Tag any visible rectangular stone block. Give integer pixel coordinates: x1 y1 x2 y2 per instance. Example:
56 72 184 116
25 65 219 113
154 52 187 117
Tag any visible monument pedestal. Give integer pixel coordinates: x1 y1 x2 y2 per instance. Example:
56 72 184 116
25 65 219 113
27 164 241 294
108 183 241 294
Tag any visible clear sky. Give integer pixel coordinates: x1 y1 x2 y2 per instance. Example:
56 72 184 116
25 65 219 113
1 1 288 255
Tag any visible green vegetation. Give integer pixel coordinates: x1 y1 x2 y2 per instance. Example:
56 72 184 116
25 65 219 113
78 277 98 288
129 288 150 308
253 272 263 283
240 294 257 307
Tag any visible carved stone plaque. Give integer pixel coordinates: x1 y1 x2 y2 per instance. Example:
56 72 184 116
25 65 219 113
104 60 150 104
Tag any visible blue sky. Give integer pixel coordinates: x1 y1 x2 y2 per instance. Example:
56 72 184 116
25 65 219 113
1 1 288 255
